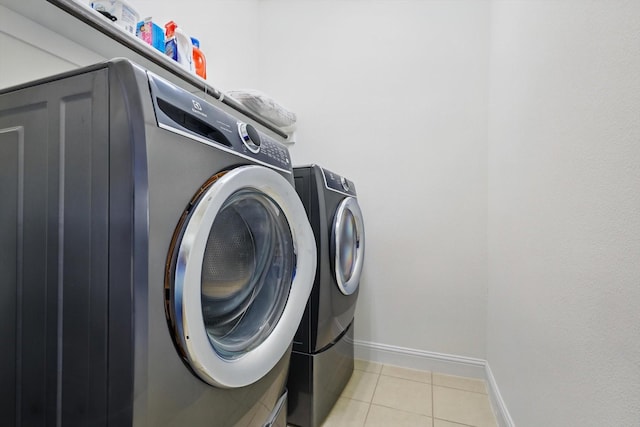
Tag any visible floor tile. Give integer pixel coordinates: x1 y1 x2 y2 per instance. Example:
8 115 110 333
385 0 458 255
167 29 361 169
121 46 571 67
321 397 369 427
434 419 473 427
381 364 431 383
433 373 487 394
433 385 497 427
341 370 379 403
364 404 432 427
354 359 383 374
371 374 432 416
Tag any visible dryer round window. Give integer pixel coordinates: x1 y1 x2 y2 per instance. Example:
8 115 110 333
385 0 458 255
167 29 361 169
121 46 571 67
338 209 357 280
165 165 316 388
332 196 365 296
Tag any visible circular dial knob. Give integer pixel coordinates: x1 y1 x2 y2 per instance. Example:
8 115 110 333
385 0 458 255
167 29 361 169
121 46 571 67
340 177 351 192
238 122 261 153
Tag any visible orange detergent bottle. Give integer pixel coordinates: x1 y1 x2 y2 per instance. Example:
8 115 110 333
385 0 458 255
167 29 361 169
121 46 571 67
191 37 207 79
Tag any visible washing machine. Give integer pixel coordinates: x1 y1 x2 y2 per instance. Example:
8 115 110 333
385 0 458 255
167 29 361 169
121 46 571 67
0 59 317 427
287 165 365 427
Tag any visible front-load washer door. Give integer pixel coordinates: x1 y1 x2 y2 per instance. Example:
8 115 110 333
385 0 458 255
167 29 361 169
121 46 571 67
331 197 365 295
165 165 316 389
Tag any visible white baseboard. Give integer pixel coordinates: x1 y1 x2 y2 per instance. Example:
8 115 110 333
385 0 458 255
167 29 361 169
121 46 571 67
353 339 514 427
353 339 486 378
485 363 516 427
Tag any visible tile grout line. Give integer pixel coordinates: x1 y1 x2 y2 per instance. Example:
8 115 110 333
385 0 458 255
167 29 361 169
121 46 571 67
378 373 434 385
443 418 477 427
367 401 436 417
361 368 382 427
431 370 435 427
432 383 490 396
433 418 474 427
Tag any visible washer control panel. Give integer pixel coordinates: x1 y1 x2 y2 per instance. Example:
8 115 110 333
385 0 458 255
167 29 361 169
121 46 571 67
322 167 357 196
258 136 290 167
147 71 291 172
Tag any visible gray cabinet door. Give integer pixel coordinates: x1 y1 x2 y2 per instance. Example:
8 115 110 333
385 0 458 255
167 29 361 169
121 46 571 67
0 68 109 427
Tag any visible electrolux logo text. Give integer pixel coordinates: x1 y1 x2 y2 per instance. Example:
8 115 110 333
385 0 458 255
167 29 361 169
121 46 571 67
191 99 207 118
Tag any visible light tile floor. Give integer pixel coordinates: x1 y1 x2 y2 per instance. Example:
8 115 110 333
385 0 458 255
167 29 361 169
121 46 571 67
319 360 498 427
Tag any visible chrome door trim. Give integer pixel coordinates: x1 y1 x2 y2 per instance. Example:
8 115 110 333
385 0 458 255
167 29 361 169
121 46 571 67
172 165 316 388
332 197 365 296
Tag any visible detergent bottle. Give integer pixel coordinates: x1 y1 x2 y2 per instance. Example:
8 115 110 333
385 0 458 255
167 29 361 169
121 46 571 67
191 37 207 79
164 21 193 73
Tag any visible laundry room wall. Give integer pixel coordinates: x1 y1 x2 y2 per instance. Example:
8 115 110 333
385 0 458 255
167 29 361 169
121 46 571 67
487 1 640 425
0 4 104 88
255 0 491 362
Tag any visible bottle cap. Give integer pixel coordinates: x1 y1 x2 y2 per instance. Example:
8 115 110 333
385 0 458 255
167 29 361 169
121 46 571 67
165 21 177 37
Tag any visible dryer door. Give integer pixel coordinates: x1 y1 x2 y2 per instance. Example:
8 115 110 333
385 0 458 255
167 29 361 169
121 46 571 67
332 197 365 295
166 165 316 388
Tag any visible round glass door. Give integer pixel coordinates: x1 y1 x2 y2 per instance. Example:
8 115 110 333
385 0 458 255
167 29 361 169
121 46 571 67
165 166 316 388
201 188 293 358
332 197 365 295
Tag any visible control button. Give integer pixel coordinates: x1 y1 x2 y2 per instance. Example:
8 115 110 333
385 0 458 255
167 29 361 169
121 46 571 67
340 177 350 192
238 122 261 153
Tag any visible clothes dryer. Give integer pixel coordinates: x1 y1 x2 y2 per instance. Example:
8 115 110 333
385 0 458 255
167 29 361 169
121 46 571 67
0 59 316 427
287 165 365 427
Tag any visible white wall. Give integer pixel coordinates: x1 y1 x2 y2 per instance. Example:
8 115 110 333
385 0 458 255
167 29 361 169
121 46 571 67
487 1 640 426
256 0 491 359
0 33 75 87
0 4 104 88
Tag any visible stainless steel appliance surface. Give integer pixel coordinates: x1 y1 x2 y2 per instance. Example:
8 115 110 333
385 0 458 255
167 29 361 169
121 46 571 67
287 165 365 427
0 59 316 427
